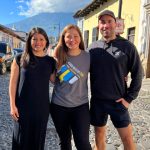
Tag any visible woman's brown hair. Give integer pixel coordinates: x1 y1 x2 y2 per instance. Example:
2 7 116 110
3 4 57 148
53 24 85 69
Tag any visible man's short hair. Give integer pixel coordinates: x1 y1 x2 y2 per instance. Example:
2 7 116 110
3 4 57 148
98 10 116 21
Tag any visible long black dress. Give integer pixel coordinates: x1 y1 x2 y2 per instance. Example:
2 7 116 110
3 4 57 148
12 54 55 150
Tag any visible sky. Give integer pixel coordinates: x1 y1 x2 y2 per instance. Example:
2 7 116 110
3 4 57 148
0 0 91 25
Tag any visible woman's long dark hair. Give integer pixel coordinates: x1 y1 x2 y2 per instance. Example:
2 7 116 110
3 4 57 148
20 27 49 68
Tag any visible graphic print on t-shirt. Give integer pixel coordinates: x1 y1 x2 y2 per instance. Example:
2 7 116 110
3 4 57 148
57 62 84 84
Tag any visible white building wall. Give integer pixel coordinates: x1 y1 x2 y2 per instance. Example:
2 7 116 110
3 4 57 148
138 0 150 58
76 18 84 34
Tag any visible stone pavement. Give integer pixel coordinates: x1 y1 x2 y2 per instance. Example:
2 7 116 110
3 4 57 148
141 78 150 94
0 73 150 150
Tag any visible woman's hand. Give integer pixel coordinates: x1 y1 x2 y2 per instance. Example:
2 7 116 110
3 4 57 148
10 105 19 121
9 59 20 121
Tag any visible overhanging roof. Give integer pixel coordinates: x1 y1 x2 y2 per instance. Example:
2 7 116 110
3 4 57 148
73 0 107 18
0 24 26 42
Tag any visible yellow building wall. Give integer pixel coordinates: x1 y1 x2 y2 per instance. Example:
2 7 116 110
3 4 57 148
83 0 140 50
121 0 141 48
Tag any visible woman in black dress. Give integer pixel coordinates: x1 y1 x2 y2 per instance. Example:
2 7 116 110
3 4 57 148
9 27 56 150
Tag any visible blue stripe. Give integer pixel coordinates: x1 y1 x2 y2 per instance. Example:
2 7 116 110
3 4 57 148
64 71 74 81
59 65 68 74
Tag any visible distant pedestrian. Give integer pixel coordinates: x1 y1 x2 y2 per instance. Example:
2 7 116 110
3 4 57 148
50 24 92 150
88 10 143 150
9 27 56 150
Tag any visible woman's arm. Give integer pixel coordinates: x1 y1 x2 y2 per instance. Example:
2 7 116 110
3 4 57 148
50 71 56 84
9 59 20 121
50 54 57 84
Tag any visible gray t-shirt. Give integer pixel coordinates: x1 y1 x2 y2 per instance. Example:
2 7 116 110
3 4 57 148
51 50 90 107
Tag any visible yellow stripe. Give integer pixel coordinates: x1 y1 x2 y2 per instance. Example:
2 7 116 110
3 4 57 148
59 70 70 81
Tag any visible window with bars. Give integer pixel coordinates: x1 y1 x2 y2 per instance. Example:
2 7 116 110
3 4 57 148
92 27 99 42
127 27 135 44
84 30 89 49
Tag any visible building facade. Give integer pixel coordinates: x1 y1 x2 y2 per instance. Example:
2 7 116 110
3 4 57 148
139 0 150 77
0 24 26 49
74 0 150 78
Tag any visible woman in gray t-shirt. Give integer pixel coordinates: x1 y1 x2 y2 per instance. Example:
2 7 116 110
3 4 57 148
50 24 92 150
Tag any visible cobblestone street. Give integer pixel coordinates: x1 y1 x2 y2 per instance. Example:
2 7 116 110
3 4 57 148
0 73 150 150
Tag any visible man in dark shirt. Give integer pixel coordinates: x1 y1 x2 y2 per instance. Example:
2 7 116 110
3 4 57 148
88 10 143 150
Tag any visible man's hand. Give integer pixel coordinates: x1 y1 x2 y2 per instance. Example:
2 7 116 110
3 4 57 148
116 98 130 109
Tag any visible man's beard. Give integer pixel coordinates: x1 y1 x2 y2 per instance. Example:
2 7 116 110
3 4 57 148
102 30 114 39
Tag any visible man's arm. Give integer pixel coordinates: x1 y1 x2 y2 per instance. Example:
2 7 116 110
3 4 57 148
124 44 144 103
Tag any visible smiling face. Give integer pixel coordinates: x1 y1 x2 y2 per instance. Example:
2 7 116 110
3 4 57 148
99 15 116 40
31 33 47 55
64 28 81 51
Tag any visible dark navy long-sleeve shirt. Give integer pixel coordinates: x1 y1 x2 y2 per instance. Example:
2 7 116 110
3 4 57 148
88 36 143 103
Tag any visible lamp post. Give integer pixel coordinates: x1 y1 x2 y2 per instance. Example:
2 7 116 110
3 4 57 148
118 0 122 19
49 23 61 43
115 0 124 35
52 23 60 42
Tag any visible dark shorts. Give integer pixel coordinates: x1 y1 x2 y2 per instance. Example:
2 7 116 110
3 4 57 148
90 98 131 128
